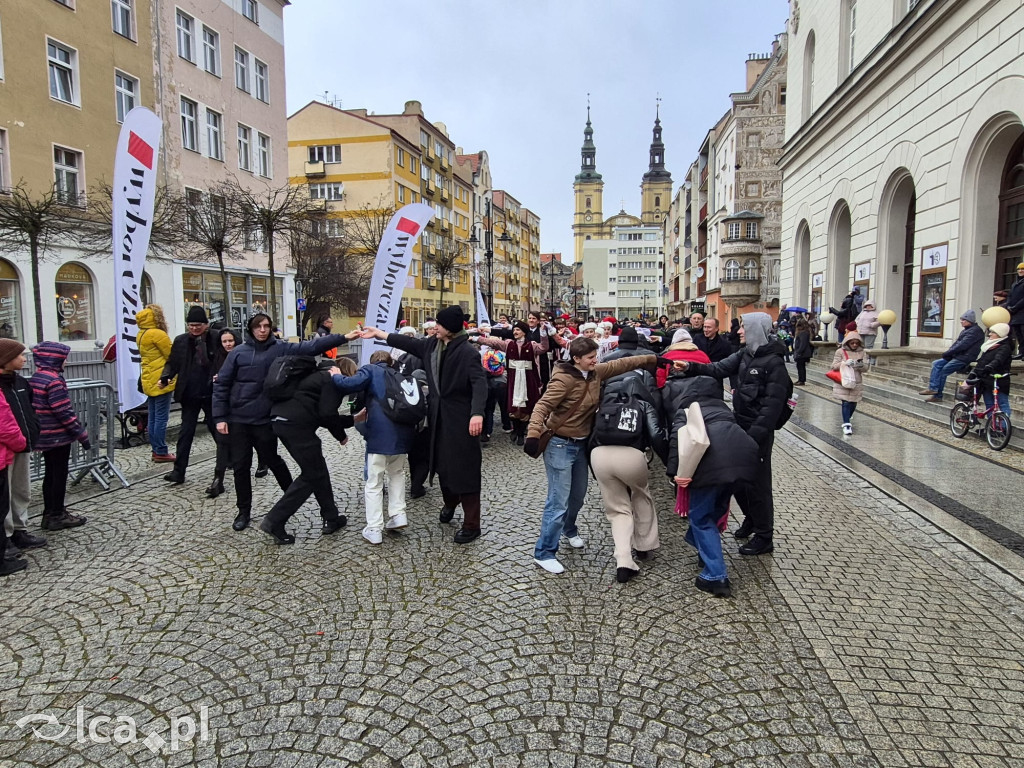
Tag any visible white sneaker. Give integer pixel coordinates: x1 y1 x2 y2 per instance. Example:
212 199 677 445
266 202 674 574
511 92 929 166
565 535 585 549
842 423 853 436
362 527 383 545
534 558 565 574
385 514 408 530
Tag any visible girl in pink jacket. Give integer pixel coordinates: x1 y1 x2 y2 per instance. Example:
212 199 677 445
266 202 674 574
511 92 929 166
0 392 28 576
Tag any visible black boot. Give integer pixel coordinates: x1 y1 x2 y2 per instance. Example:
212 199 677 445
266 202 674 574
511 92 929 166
254 463 268 479
205 471 225 499
232 509 251 531
515 421 526 446
733 519 753 539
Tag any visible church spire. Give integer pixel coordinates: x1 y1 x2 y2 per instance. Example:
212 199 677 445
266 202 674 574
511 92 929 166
576 100 602 183
642 100 671 183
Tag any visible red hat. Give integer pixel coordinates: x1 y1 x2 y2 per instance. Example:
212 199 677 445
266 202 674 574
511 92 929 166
560 313 570 320
602 316 616 324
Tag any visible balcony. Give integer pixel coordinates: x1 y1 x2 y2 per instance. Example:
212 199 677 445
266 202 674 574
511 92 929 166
440 188 450 202
424 179 436 196
304 161 325 177
699 203 708 222
424 145 436 163
700 166 709 187
720 277 761 307
439 155 449 171
439 219 450 233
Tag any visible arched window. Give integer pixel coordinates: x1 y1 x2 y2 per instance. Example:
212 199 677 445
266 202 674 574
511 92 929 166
742 259 759 280
802 31 816 123
0 259 22 340
585 196 591 209
141 272 154 306
725 260 741 280
55 262 96 341
998 133 1024 289
654 196 661 208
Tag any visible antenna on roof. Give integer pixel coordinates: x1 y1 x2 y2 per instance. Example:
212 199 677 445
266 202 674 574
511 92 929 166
320 92 343 109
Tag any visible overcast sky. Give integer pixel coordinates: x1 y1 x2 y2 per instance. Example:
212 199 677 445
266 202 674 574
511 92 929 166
283 0 790 261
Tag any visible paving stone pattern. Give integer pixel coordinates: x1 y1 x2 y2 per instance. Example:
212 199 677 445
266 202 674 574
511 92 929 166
0 423 1022 766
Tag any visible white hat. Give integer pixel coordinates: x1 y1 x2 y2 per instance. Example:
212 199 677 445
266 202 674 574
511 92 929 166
422 320 436 329
399 326 417 336
580 323 597 332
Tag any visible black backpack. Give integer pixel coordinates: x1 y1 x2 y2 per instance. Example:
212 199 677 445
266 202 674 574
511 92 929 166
264 355 318 402
591 391 644 447
380 366 428 425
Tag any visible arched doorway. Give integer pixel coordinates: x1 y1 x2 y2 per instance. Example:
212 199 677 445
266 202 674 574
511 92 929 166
828 202 852 312
0 259 23 340
793 220 811 309
878 172 917 345
997 133 1024 289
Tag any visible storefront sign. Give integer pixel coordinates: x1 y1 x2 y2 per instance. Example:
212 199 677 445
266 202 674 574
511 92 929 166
112 107 162 412
360 203 434 366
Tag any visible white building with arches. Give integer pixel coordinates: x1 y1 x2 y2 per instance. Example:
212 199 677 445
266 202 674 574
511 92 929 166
780 0 1024 348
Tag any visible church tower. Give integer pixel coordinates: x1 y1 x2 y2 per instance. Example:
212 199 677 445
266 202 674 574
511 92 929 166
573 107 604 265
640 105 672 226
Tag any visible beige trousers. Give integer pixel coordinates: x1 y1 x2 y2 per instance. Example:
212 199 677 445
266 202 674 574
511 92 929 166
590 445 659 569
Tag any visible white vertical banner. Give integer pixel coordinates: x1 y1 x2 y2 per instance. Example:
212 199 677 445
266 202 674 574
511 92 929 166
475 262 491 327
113 107 163 413
360 203 434 366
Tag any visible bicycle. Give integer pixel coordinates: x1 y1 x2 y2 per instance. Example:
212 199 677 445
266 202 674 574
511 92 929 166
949 373 1014 451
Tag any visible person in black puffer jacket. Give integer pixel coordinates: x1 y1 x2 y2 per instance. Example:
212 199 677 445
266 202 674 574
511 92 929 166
258 359 354 545
602 327 661 414
589 371 667 584
664 375 760 597
967 322 1013 416
674 312 791 556
213 312 354 531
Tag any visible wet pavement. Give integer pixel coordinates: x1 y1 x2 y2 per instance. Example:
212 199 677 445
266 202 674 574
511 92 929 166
1 394 1023 767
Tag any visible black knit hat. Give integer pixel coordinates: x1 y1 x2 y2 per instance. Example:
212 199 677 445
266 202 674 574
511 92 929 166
186 305 208 324
436 305 467 334
513 321 530 336
618 327 639 348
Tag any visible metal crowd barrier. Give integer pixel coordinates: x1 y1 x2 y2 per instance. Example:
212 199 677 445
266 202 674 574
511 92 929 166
29 378 130 490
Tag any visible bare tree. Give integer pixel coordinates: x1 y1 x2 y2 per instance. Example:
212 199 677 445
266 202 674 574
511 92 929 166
83 182 188 260
0 182 91 342
180 184 245 325
289 218 373 332
344 195 396 258
423 233 469 307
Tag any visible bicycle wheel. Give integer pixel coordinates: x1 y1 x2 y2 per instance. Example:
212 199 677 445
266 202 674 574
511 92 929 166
949 403 972 438
986 411 1012 451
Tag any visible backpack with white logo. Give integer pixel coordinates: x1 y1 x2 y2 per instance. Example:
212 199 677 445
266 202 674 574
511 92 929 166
591 391 645 447
380 366 428 425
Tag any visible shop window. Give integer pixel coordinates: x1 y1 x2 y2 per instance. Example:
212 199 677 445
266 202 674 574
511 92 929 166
55 262 95 341
0 259 22 340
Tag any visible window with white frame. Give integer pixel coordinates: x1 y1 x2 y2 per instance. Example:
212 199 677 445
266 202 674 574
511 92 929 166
53 146 81 204
47 40 77 104
398 186 406 204
396 147 405 167
234 47 249 92
848 0 857 73
254 59 268 102
256 133 271 178
0 130 8 192
724 259 740 280
176 10 195 63
727 222 741 240
206 109 222 160
307 145 341 163
111 0 133 38
237 124 251 170
745 221 759 238
309 183 344 201
180 97 198 151
742 259 759 279
311 218 343 238
201 26 220 75
114 71 137 123
241 0 258 24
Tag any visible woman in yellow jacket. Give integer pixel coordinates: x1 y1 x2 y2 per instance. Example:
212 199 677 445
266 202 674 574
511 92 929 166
136 305 176 462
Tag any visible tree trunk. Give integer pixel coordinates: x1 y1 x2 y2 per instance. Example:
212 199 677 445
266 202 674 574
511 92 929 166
30 234 43 344
216 249 233 330
438 274 446 308
266 230 277 325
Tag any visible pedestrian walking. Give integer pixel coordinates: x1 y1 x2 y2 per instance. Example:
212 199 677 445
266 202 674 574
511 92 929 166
830 331 869 435
135 305 176 463
330 352 415 545
257 359 353 544
1006 262 1024 359
159 306 220 485
673 313 790 556
0 341 45 558
29 342 88 531
525 336 663 575
0 387 27 576
792 319 813 385
213 312 353 532
920 310 984 403
204 328 240 499
361 305 488 544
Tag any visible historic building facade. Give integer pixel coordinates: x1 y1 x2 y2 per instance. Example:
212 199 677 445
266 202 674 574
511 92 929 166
781 0 1022 348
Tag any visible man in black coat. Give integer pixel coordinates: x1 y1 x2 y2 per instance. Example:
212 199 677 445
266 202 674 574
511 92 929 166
362 305 487 543
159 306 222 484
1006 261 1024 359
700 317 733 363
674 312 791 556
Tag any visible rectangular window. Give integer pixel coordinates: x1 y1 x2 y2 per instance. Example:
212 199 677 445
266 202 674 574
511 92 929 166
254 59 268 102
185 187 202 238
398 185 406 204
206 109 222 160
746 221 759 238
419 129 429 147
180 97 198 151
241 0 258 23
307 145 341 163
410 157 417 174
237 124 251 170
728 222 740 240
396 147 405 167
309 182 344 201
53 146 81 204
111 0 133 39
47 40 76 104
849 1 857 72
176 10 195 63
114 71 137 123
234 47 249 92
257 133 271 178
202 26 220 75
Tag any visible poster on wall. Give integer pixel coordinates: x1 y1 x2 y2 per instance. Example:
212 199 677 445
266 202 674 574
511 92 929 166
918 269 946 336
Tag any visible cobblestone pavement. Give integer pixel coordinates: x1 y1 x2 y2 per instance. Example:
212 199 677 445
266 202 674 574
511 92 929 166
2 416 1024 767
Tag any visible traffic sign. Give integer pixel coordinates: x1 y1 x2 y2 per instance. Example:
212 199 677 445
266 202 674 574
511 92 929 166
296 298 307 311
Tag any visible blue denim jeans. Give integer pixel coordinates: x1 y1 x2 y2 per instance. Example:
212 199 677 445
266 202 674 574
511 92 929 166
841 400 858 423
983 389 1011 418
684 484 730 581
147 392 173 455
928 358 966 399
533 436 588 561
